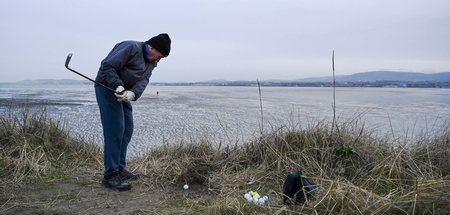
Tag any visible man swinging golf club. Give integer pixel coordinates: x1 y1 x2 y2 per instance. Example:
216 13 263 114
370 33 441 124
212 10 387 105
95 33 171 191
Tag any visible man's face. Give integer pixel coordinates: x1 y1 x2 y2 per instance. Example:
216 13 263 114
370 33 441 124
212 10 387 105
149 48 164 62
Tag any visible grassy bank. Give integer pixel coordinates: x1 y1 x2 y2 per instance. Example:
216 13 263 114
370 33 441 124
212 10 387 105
1 107 450 214
0 107 101 185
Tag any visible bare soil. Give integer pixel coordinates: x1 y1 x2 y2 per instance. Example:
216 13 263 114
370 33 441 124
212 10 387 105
0 170 206 215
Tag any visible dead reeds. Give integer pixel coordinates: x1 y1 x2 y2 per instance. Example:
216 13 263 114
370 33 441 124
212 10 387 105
1 103 450 214
0 105 100 186
132 117 450 214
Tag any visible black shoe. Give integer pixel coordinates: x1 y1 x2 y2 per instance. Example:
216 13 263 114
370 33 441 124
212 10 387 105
102 174 131 191
119 169 140 181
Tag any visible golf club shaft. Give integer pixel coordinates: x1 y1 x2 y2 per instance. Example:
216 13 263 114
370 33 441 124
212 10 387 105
65 53 117 93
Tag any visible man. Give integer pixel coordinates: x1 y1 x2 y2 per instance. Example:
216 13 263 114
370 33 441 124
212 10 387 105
95 33 171 191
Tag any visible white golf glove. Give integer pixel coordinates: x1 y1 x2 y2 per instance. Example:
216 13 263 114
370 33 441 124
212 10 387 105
115 86 125 94
115 90 135 102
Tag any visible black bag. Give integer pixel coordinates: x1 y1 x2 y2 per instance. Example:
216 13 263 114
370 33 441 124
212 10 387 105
282 171 317 204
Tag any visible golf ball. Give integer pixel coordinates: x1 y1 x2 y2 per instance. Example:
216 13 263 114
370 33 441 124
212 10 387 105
258 198 266 205
251 192 260 199
183 184 189 190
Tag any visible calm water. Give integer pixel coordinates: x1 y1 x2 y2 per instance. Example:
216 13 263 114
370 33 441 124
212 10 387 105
1 83 449 156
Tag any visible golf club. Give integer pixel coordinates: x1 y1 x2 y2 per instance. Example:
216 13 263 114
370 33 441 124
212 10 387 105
65 53 117 93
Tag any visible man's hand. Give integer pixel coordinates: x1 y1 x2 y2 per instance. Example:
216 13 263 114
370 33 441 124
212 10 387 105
116 86 125 94
115 90 135 102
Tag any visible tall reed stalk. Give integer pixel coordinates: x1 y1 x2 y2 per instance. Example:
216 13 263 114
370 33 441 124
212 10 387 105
257 79 264 133
331 50 337 137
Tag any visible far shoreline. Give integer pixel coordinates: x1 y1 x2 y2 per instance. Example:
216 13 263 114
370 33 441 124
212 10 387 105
1 80 450 89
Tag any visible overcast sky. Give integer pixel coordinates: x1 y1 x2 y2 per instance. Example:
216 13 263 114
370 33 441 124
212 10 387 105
1 0 449 82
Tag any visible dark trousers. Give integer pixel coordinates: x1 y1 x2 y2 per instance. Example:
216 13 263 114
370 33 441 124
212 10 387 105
95 86 134 177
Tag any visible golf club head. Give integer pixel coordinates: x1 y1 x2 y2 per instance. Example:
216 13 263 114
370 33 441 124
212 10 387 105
65 53 73 68
63 53 117 93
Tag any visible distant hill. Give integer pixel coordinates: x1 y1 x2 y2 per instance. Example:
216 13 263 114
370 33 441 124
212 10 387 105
297 71 450 82
3 71 450 88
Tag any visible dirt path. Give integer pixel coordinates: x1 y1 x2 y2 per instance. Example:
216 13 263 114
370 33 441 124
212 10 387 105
0 171 204 215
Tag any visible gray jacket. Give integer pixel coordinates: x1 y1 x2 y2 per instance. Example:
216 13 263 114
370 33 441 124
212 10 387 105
95 41 157 100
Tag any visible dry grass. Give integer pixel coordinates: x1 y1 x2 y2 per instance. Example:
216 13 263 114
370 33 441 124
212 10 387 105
0 105 101 186
133 120 450 214
1 106 450 214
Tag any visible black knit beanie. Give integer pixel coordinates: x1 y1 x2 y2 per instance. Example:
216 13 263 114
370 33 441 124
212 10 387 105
146 33 171 57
